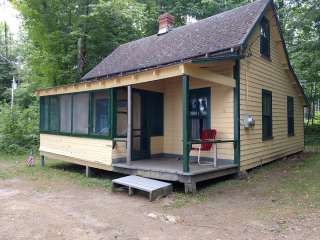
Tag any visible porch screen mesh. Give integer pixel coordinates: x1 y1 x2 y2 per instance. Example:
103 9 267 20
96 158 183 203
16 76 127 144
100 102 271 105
72 93 89 134
116 88 128 137
40 97 49 131
60 95 72 133
49 96 60 132
92 91 110 135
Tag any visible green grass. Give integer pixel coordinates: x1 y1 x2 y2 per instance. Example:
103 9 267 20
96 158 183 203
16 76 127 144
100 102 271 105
168 153 320 209
1 152 320 211
279 154 320 208
0 153 112 191
305 124 320 146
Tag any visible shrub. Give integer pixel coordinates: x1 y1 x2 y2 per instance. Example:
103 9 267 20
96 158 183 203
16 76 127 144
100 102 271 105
0 101 39 154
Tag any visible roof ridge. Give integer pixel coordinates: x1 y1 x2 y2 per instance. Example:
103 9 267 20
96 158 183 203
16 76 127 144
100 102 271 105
82 0 272 81
118 0 270 48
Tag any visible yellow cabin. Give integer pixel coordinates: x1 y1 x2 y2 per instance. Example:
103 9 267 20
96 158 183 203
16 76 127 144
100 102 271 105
36 0 308 193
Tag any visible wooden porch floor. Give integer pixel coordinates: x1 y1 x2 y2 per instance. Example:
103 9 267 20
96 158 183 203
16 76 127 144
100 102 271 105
112 158 238 186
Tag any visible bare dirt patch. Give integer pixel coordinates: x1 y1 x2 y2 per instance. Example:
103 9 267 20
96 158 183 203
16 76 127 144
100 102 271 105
0 153 319 240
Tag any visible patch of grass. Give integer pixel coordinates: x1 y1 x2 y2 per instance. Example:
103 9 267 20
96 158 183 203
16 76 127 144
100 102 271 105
169 153 320 209
278 154 320 208
0 153 112 191
304 124 320 146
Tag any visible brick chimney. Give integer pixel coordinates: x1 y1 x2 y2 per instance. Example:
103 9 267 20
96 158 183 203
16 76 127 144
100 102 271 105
158 13 175 35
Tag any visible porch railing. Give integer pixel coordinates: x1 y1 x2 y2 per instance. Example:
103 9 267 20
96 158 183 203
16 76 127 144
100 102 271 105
188 139 237 167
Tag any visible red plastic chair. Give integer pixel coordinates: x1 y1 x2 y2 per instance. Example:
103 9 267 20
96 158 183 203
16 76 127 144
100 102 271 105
191 129 217 166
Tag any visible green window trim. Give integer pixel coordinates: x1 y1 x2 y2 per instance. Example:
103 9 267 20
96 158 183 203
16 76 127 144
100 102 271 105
262 89 273 141
287 96 294 136
40 89 114 140
260 17 270 59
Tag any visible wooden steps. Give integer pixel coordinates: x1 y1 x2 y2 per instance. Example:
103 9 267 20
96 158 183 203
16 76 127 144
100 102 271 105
112 175 172 201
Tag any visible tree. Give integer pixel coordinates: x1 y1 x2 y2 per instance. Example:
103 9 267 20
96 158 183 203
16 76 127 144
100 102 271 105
276 0 320 125
14 0 147 86
0 22 17 101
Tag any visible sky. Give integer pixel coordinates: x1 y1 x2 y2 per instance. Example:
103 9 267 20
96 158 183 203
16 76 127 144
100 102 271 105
0 0 21 36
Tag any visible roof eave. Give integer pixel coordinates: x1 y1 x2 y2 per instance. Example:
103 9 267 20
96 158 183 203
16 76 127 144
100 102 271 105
81 47 238 82
239 0 309 107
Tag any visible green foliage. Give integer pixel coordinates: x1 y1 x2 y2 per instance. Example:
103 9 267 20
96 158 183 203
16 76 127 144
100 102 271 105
276 0 320 124
0 154 112 190
304 123 320 146
0 22 17 101
14 0 147 86
0 96 39 154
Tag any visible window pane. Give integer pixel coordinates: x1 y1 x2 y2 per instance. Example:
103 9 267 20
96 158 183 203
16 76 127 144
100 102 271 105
260 18 270 57
92 91 110 135
287 96 294 136
49 96 60 131
72 93 89 134
60 95 72 133
262 90 272 140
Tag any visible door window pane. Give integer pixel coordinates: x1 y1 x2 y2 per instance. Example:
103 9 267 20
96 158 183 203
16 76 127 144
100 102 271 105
189 88 211 139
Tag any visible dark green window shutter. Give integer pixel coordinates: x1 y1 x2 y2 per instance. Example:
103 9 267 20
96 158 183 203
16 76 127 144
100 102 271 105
262 89 272 140
260 17 270 58
287 96 294 136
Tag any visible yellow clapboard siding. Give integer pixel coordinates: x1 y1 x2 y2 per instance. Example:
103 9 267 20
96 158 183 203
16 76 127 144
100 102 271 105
163 76 234 159
239 9 304 170
40 134 113 166
150 136 164 154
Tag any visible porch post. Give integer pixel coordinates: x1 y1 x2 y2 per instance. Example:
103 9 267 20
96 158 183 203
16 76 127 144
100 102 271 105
127 85 132 164
182 74 190 173
233 58 240 166
110 88 117 138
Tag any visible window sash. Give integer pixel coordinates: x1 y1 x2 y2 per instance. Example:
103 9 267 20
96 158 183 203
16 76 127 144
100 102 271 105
90 91 111 136
287 96 294 136
262 89 272 140
260 17 270 58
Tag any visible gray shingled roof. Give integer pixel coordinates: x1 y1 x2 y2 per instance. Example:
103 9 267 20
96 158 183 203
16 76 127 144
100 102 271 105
81 0 270 81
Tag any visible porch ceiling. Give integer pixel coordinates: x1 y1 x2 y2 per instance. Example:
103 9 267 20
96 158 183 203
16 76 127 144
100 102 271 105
36 63 235 96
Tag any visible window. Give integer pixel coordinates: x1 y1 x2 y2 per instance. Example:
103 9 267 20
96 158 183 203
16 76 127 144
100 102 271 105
72 93 89 134
90 91 110 136
262 89 272 140
40 90 112 138
40 96 59 132
60 95 72 133
189 88 211 139
260 17 270 58
287 96 294 136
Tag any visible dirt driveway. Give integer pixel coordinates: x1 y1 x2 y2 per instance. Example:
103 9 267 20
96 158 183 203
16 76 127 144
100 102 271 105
0 155 320 240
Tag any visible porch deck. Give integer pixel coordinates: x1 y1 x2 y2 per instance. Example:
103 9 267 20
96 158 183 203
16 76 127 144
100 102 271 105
112 158 238 192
